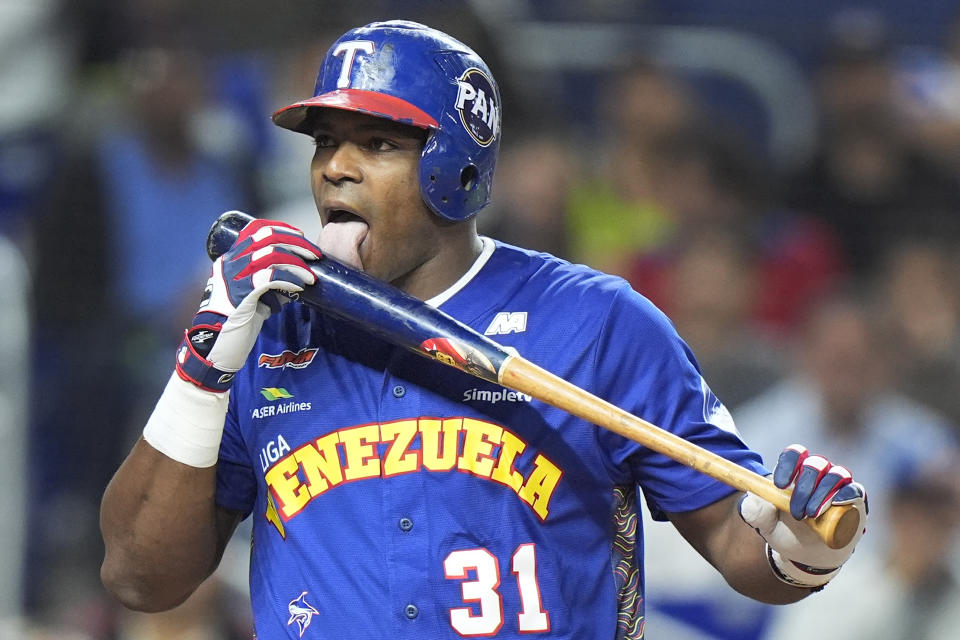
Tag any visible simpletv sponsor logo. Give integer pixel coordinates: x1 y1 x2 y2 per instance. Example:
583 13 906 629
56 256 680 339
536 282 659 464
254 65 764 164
463 388 532 404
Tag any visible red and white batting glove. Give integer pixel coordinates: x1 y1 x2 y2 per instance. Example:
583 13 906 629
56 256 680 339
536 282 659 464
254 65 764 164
738 444 868 590
144 217 322 467
176 218 322 392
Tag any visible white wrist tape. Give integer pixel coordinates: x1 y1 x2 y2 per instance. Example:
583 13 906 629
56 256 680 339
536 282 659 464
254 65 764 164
143 372 230 467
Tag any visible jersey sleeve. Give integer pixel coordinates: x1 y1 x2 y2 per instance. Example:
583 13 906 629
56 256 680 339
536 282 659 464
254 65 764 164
215 392 256 518
593 284 768 520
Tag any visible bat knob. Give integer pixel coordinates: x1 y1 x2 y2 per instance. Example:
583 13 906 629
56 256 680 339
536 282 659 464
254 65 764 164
206 210 256 261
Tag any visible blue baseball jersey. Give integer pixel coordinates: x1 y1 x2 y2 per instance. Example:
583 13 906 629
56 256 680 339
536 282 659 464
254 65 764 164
216 238 767 639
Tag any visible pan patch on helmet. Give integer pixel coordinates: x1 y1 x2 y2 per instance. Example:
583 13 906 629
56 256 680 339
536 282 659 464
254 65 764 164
454 68 500 146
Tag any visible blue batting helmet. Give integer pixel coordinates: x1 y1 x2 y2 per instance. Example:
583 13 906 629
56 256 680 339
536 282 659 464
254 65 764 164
273 20 501 221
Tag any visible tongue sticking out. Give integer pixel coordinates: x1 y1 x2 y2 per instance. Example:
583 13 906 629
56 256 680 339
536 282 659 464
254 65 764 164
318 219 368 270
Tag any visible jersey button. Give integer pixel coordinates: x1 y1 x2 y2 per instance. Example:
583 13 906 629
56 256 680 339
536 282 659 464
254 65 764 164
404 604 419 619
392 385 406 398
398 517 414 532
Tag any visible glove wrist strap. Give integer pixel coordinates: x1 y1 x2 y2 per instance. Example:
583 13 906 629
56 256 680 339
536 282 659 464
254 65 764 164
766 544 839 591
175 325 237 392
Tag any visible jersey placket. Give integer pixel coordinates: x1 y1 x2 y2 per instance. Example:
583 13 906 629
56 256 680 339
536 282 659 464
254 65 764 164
380 346 434 636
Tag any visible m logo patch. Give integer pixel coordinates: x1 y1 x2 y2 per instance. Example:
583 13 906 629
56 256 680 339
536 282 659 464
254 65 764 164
485 312 527 335
454 68 499 146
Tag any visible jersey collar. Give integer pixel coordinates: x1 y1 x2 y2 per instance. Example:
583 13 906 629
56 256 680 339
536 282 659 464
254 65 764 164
425 236 495 308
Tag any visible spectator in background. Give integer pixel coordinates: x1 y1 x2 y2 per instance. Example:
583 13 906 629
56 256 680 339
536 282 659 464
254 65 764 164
626 125 845 339
788 111 960 276
735 289 959 551
478 130 578 258
645 227 785 408
566 60 695 275
787 8 960 275
0 0 73 631
0 0 71 242
878 240 960 429
895 8 960 179
815 8 897 127
29 40 256 632
638 230 784 640
643 287 959 640
0 238 30 635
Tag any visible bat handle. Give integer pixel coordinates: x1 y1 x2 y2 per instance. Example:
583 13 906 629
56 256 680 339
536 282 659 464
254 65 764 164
499 356 861 550
775 488 860 550
703 455 859 549
715 458 860 548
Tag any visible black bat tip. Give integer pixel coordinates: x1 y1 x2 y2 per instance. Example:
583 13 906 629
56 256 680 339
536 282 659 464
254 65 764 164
206 210 256 261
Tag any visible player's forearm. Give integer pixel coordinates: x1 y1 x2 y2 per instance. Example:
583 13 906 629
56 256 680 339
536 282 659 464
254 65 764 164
670 493 811 605
708 494 812 604
100 437 222 612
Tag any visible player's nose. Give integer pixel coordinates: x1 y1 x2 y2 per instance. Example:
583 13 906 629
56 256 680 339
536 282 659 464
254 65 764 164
317 142 363 185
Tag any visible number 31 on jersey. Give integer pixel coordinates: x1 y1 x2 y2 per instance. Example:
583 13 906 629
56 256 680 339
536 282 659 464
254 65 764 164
444 544 550 636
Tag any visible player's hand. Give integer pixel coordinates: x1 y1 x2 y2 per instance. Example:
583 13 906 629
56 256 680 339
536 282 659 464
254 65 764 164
175 218 322 392
738 444 868 589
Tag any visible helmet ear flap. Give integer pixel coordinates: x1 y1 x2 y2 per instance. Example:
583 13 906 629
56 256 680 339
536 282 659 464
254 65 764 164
419 134 498 222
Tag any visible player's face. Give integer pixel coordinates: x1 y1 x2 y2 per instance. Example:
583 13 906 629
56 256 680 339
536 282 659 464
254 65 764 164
309 109 453 292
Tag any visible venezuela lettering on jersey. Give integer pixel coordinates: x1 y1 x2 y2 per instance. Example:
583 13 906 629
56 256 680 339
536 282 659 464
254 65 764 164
264 417 562 532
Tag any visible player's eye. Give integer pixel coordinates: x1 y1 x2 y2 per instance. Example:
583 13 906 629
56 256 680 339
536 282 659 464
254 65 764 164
312 134 336 148
365 137 397 152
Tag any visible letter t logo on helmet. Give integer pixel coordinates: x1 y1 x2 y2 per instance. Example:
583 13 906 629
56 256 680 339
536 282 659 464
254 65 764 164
332 41 376 88
272 20 501 222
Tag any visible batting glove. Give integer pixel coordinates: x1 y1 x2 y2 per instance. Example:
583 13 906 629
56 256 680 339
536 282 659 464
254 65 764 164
175 218 322 392
738 444 868 590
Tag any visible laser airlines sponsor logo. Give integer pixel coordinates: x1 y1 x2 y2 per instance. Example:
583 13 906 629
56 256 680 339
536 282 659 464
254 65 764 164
262 417 563 537
258 347 318 369
261 387 293 401
463 388 532 404
252 389 312 420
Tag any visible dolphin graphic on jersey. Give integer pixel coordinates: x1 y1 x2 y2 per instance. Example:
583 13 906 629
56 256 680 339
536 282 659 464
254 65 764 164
287 591 319 637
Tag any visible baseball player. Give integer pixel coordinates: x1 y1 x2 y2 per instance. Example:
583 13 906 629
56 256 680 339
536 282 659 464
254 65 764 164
101 20 867 639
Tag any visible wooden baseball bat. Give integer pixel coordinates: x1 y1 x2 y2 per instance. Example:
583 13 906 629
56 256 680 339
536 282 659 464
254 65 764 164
208 211 859 549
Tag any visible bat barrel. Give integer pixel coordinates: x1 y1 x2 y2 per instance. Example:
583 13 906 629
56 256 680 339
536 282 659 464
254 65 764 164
205 210 511 384
305 257 510 383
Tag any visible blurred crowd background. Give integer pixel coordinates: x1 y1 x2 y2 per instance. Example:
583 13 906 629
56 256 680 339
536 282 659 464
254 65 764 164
3 0 960 638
